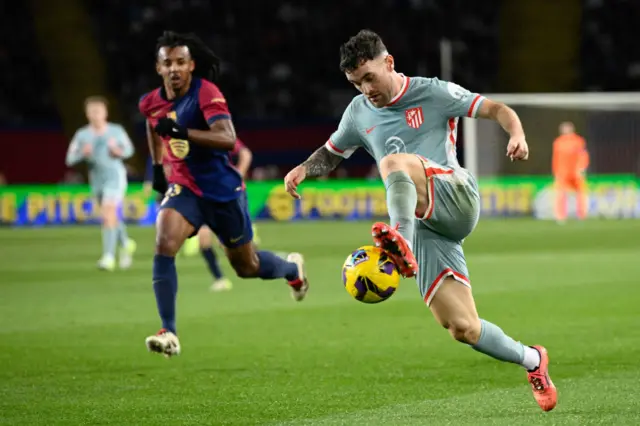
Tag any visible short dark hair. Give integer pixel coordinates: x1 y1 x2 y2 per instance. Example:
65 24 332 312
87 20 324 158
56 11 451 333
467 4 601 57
156 31 221 82
84 96 108 108
339 30 387 72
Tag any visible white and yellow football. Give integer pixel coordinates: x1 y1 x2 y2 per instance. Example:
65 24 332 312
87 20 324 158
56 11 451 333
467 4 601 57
342 245 400 304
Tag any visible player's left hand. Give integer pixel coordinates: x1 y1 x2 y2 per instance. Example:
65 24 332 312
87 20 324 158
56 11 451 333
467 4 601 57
506 135 529 161
155 118 188 140
81 143 93 157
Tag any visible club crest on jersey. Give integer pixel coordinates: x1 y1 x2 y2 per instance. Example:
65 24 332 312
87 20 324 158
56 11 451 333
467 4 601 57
166 111 190 159
405 107 424 129
169 139 190 159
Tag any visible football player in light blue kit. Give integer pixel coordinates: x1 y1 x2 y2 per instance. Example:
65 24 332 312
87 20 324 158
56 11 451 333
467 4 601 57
285 30 557 412
65 96 137 271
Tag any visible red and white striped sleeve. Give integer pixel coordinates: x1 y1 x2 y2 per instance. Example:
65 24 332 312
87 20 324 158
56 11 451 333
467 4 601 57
324 104 361 158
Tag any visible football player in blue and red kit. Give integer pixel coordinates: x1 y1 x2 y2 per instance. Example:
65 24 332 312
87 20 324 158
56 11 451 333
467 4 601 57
139 31 308 357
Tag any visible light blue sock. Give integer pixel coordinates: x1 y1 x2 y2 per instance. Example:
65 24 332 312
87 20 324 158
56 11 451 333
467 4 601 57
471 319 525 364
102 227 118 258
116 221 129 247
384 171 417 249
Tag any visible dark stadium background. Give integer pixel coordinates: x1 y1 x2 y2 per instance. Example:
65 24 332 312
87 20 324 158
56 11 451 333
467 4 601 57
1 0 637 184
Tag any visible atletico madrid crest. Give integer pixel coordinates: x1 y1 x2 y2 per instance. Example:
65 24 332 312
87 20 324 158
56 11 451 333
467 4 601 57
405 107 424 129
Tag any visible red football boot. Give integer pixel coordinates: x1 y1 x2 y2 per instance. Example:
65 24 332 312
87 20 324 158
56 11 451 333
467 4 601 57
371 222 418 278
527 345 557 412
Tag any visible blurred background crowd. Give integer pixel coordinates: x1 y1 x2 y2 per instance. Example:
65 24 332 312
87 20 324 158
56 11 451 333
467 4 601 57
1 0 639 184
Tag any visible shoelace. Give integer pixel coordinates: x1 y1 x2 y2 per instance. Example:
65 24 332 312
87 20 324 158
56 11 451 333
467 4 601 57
530 376 545 391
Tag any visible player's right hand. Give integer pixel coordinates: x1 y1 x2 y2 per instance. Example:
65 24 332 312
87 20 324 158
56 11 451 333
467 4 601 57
506 135 529 161
284 165 307 199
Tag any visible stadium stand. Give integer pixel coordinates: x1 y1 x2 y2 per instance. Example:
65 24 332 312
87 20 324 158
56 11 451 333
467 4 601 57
0 3 57 126
581 0 640 91
85 0 500 123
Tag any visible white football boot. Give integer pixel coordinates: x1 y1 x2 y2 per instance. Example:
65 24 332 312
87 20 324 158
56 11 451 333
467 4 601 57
145 329 181 358
210 277 233 292
286 252 309 302
118 239 137 269
97 254 116 271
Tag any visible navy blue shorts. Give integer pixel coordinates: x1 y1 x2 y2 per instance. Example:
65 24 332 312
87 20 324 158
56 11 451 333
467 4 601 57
160 184 253 248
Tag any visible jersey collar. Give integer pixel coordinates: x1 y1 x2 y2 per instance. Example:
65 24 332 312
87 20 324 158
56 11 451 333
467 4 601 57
386 74 410 107
160 77 197 102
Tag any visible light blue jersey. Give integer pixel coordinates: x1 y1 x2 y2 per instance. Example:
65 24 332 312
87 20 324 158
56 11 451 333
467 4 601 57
325 76 485 168
326 76 486 302
66 123 134 201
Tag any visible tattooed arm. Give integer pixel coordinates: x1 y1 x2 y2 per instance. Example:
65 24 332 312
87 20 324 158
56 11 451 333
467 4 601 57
284 145 344 199
301 146 344 177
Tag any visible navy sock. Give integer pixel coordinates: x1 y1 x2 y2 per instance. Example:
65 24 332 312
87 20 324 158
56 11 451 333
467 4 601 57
153 254 178 333
201 247 223 280
257 251 299 281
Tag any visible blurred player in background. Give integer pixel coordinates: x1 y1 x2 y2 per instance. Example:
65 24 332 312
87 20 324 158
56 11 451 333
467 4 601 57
182 138 260 292
285 30 556 411
228 139 261 245
552 121 589 223
139 31 308 357
65 96 137 271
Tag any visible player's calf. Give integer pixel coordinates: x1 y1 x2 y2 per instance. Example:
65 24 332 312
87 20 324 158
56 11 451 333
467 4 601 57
443 316 482 345
227 244 308 301
428 277 556 410
149 209 195 342
99 202 119 270
228 250 260 278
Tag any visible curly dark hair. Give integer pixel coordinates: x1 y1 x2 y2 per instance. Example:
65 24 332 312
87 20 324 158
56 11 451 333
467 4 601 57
156 31 221 82
339 30 387 72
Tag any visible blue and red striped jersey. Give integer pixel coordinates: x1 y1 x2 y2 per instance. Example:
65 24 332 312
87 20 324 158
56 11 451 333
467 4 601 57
139 78 243 201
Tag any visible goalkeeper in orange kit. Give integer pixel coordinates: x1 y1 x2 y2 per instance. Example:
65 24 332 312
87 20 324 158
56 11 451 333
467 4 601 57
552 121 589 222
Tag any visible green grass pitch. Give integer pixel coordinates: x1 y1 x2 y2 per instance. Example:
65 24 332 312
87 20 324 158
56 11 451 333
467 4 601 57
1 219 640 425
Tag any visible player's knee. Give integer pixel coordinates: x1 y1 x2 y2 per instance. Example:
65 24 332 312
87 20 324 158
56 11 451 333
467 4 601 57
155 232 182 257
445 318 482 345
379 154 409 176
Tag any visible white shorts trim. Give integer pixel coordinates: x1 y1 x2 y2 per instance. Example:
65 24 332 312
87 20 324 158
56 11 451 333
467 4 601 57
424 268 471 306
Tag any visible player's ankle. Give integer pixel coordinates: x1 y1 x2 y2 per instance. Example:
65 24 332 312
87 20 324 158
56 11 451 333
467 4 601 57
288 278 303 289
522 346 541 371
